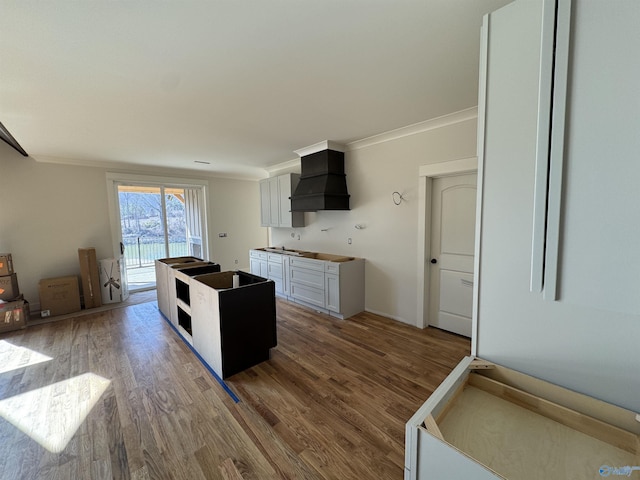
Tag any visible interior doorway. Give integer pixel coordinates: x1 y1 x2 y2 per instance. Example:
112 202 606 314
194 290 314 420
416 157 479 337
106 174 209 293
428 173 477 337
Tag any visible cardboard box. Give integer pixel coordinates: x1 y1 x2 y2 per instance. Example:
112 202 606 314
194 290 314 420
0 273 20 301
38 276 81 317
0 296 28 332
0 254 14 276
78 248 102 309
99 258 129 304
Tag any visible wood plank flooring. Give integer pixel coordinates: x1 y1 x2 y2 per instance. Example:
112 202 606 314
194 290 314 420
0 296 470 479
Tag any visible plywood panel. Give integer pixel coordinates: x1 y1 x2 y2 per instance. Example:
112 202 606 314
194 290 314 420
438 386 640 480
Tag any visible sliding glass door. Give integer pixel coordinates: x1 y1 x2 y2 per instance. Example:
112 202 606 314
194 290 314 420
106 174 209 293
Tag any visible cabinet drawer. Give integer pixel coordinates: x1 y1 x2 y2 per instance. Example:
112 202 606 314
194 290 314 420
289 256 325 272
267 253 283 263
290 282 325 309
289 266 324 289
324 262 340 274
250 250 267 260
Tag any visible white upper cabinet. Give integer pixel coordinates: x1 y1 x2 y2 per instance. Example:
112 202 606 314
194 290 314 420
259 173 305 228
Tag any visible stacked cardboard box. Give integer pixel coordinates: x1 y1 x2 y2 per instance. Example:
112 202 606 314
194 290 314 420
0 253 28 332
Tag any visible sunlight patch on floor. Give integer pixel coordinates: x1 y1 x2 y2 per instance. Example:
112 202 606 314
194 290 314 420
0 372 111 453
0 340 52 374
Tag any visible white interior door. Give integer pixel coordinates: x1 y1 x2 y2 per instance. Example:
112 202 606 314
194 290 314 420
429 173 477 337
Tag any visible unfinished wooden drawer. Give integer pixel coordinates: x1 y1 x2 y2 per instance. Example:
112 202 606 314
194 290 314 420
405 356 640 480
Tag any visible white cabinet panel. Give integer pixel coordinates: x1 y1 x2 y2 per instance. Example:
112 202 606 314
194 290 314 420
259 180 272 226
290 282 325 309
259 174 305 228
324 273 339 312
289 264 324 289
268 177 279 226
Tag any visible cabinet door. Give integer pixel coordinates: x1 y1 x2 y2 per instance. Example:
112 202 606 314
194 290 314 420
260 260 269 279
324 273 339 312
259 180 271 227
277 174 292 228
268 177 279 226
249 257 261 276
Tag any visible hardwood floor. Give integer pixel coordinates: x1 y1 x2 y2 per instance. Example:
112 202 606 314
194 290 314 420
0 297 470 479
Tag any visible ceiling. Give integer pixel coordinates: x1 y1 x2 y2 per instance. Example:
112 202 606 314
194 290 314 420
1 0 511 179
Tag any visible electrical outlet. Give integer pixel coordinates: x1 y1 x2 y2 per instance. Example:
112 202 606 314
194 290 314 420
348 238 352 244
297 234 301 240
218 233 227 238
234 259 238 264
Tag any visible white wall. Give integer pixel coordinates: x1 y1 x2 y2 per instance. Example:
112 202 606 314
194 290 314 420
0 141 267 309
270 111 478 325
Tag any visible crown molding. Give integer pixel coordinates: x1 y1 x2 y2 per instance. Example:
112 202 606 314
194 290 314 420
265 158 300 176
294 140 346 157
31 154 265 181
346 106 478 151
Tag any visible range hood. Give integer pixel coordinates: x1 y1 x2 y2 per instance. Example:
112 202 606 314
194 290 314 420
290 141 350 212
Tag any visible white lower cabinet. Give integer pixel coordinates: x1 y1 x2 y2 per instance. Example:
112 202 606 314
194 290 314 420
250 250 365 318
289 256 364 319
289 256 325 308
267 253 284 296
249 250 268 279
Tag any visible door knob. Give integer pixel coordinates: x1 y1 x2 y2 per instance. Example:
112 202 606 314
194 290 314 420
430 258 437 264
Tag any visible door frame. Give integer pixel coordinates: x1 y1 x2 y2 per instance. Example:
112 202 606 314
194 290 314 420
105 172 210 265
416 157 479 342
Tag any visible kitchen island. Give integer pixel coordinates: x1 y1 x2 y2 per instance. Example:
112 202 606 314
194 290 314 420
249 247 365 319
156 260 277 379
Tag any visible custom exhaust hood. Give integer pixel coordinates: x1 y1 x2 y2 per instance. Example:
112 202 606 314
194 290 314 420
290 141 350 212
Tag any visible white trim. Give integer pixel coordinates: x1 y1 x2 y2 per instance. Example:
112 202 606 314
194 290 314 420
265 109 480 173
472 15 490 357
543 0 571 302
417 157 478 331
265 158 300 175
34 155 265 181
530 0 557 294
418 157 477 178
416 175 432 329
364 308 411 327
348 107 478 152
106 172 209 189
105 172 210 262
294 140 346 157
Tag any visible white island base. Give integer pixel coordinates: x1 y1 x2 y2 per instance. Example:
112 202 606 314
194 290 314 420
405 356 640 480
